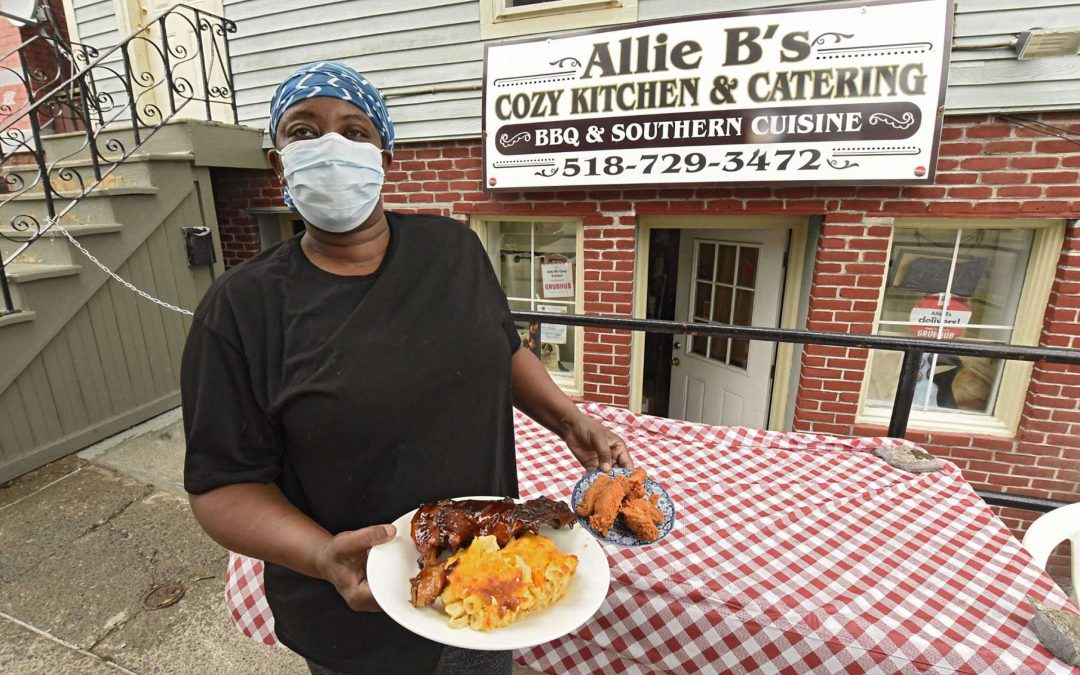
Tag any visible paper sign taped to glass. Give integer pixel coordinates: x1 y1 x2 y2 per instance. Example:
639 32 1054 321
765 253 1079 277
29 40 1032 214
537 304 568 344
541 260 574 299
909 295 972 339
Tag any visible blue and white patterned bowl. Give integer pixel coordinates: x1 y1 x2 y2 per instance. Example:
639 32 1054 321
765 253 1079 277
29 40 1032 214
570 468 675 547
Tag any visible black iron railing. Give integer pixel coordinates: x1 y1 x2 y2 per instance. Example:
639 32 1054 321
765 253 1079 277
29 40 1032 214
0 2 238 315
514 311 1080 513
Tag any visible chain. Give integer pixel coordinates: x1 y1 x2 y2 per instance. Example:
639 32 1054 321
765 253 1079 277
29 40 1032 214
53 220 195 316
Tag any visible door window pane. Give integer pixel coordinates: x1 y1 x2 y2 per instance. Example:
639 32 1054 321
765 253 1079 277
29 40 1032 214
738 247 758 287
697 243 715 281
865 226 1035 417
693 282 713 320
711 286 733 324
709 337 729 362
689 336 708 357
716 245 736 284
733 289 754 326
729 339 749 370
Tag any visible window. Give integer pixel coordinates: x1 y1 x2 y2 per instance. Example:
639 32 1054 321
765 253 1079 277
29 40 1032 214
252 210 305 251
475 219 583 392
686 240 759 370
860 221 1064 434
480 0 637 39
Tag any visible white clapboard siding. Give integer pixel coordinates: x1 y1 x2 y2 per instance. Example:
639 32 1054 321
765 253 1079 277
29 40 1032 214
62 0 1080 143
71 0 129 125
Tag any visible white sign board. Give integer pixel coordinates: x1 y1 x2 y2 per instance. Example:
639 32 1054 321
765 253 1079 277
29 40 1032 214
483 0 952 191
909 295 971 339
541 260 574 298
537 304 568 344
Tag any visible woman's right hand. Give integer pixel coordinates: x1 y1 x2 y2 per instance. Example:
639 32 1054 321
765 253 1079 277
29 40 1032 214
312 524 397 612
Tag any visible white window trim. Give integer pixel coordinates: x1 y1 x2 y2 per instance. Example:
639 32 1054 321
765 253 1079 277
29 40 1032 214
855 218 1066 437
480 0 638 40
471 216 586 396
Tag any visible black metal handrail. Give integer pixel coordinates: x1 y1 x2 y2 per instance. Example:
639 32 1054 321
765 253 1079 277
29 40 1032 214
0 2 238 315
513 311 1080 513
0 33 102 131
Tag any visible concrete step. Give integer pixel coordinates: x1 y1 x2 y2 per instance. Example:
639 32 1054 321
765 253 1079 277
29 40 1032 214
0 222 122 240
0 223 122 267
1 152 193 194
6 186 159 201
1 262 82 316
0 309 35 328
0 186 158 226
0 235 73 266
4 262 81 283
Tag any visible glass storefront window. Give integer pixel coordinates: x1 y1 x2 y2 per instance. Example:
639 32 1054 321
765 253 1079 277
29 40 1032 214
483 220 580 387
864 227 1035 417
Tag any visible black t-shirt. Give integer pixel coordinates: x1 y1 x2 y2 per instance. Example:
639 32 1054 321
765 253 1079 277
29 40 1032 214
181 212 521 674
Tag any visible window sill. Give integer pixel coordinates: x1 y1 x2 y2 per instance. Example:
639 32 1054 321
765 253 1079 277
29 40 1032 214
551 375 581 397
496 0 620 20
856 408 1015 438
480 0 637 39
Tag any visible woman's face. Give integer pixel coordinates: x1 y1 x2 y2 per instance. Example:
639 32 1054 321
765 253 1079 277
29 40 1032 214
269 96 391 171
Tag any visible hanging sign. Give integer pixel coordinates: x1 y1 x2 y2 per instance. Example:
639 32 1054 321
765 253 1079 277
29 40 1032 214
483 0 952 191
537 304 568 344
541 257 575 298
909 294 971 339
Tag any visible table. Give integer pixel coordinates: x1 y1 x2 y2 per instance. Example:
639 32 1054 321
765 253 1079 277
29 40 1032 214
225 403 1080 674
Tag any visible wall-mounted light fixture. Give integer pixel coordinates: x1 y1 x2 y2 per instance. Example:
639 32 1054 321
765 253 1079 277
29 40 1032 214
1015 29 1080 59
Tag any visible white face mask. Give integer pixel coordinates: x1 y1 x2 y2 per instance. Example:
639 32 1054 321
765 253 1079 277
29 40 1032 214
279 133 385 234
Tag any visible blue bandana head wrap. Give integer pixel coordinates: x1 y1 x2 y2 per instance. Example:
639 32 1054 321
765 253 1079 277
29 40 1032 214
269 61 394 153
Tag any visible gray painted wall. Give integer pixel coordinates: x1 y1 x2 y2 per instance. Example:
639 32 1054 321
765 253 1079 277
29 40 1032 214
72 1 1080 142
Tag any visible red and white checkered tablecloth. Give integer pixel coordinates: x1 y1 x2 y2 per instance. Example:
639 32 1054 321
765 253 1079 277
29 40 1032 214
225 403 1080 674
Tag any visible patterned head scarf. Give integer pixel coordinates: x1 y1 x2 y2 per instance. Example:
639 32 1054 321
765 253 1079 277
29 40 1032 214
269 61 394 152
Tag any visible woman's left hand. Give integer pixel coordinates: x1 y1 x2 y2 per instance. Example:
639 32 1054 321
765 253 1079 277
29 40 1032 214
561 412 632 472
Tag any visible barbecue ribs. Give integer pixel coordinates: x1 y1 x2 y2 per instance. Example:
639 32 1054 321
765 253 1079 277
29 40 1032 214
409 497 576 607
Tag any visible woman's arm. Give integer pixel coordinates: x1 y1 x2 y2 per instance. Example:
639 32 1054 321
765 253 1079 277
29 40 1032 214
510 347 633 471
189 483 393 612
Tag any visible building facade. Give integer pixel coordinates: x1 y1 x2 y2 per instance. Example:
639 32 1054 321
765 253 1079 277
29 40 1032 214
62 0 1080 551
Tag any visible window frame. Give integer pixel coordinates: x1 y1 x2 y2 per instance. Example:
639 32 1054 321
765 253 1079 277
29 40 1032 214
472 216 586 395
684 238 759 371
479 0 638 40
855 218 1066 437
248 209 304 251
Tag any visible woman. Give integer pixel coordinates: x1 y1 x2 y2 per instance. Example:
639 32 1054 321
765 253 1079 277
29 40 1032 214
181 61 632 675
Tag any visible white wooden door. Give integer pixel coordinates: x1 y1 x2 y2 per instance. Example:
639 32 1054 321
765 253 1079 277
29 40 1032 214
133 0 231 123
668 228 787 428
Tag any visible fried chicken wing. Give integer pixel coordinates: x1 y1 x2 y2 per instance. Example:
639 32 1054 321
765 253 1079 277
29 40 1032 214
575 473 611 517
588 476 631 536
648 493 664 522
625 468 647 500
620 496 664 542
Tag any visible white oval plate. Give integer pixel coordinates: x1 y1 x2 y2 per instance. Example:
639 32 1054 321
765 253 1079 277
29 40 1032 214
366 496 611 651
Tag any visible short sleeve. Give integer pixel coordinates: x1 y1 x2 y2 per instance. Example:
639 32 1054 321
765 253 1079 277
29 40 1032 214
470 230 522 355
181 317 284 494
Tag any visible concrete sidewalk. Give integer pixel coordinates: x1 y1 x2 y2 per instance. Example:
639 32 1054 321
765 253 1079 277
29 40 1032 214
0 411 537 674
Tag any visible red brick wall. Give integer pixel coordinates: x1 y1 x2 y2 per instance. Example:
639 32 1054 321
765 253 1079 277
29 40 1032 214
209 168 287 267
212 113 1080 577
1 2 79 141
0 17 28 129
